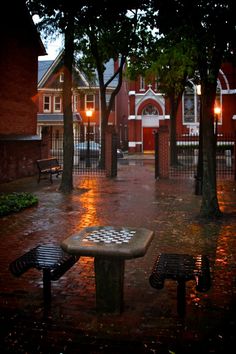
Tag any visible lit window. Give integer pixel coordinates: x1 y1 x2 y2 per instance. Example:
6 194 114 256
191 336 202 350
43 95 51 112
85 94 95 110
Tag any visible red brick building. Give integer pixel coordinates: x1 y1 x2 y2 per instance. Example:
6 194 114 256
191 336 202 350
37 52 120 147
0 0 46 182
128 62 236 153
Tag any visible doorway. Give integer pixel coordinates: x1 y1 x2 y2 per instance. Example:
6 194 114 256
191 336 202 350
143 127 155 152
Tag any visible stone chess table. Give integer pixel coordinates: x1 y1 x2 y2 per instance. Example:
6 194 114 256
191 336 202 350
61 226 154 313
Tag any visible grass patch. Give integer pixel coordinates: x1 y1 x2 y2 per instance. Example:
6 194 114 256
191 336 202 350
0 192 38 217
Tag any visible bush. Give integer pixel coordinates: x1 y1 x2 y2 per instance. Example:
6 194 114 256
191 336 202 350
0 192 38 217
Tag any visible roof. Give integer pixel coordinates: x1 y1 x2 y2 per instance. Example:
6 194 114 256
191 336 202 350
103 59 118 87
37 113 82 123
38 60 53 82
38 51 118 89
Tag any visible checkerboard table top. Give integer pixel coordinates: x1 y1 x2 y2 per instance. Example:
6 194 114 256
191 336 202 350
61 226 154 259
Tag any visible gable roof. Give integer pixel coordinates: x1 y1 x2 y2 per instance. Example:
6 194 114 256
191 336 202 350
38 50 118 90
38 51 90 88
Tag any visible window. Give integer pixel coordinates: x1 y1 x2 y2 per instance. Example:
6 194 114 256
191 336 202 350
183 82 222 125
183 84 200 124
183 85 195 123
73 95 78 112
85 94 95 110
43 95 51 112
142 104 158 116
59 73 64 82
54 96 61 112
140 76 145 91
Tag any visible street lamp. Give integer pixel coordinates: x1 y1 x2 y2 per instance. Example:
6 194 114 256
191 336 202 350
86 108 93 167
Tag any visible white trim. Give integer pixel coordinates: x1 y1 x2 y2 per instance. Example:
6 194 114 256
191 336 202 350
222 89 236 94
53 95 62 112
142 116 160 127
128 141 142 147
38 88 63 92
128 91 136 96
128 115 136 120
219 69 230 90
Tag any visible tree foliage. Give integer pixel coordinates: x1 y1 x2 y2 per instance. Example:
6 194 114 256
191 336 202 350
150 0 236 218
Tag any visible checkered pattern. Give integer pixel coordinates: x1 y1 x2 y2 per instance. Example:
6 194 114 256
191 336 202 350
82 228 136 244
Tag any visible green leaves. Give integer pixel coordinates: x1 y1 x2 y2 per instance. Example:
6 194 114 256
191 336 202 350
0 192 38 217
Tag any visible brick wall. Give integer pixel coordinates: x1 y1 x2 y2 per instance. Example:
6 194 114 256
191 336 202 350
0 41 38 135
0 140 42 183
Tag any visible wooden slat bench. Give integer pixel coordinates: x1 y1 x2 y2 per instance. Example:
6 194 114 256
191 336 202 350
36 157 63 183
9 245 79 308
149 253 211 316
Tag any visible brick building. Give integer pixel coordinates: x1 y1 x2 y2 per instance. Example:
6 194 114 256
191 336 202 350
0 0 46 182
128 62 236 153
37 52 125 148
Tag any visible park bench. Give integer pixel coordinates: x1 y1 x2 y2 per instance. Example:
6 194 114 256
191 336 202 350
149 253 211 316
9 245 79 308
36 157 63 183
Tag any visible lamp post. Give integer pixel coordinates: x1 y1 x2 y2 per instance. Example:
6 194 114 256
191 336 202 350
195 84 203 195
86 109 93 167
214 106 221 146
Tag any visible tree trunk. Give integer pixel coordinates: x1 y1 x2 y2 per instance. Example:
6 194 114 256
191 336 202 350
99 86 109 170
59 11 74 193
200 82 221 218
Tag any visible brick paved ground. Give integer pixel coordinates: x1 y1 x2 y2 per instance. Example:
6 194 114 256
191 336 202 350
0 159 236 353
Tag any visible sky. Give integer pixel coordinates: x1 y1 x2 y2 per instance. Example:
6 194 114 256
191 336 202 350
39 35 63 61
33 15 63 61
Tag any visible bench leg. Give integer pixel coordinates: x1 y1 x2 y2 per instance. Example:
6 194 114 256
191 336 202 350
43 269 52 308
177 279 186 317
94 257 125 313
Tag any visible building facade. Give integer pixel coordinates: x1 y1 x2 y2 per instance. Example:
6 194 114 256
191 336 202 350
128 62 236 153
37 53 121 150
0 1 46 182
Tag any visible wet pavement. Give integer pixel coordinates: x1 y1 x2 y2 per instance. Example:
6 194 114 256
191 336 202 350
0 158 236 353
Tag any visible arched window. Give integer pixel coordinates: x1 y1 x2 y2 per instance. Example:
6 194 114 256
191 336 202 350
183 83 200 123
142 104 159 116
183 81 222 124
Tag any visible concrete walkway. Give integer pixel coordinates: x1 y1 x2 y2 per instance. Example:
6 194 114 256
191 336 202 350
0 159 236 353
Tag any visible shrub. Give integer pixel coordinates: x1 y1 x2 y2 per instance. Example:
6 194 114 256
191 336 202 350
0 192 38 217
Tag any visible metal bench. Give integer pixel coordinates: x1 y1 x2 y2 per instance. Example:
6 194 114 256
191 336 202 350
36 157 63 183
149 253 211 316
9 245 79 308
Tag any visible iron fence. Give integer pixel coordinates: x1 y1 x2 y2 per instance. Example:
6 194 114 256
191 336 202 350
169 133 235 179
50 133 106 176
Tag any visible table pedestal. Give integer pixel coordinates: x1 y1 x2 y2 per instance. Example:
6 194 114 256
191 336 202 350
94 257 124 313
